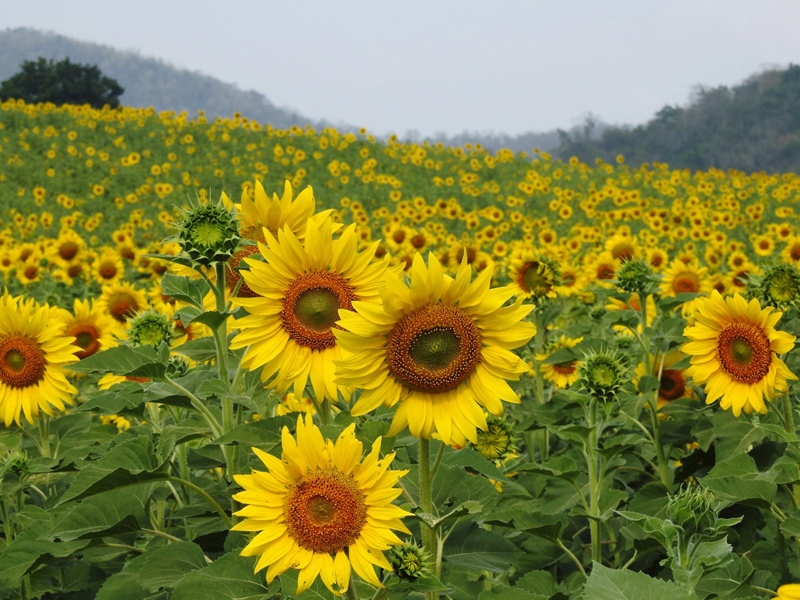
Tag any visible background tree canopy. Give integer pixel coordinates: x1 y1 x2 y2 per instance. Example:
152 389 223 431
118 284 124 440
0 56 124 108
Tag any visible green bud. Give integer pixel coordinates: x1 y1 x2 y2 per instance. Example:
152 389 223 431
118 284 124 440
667 485 717 536
615 259 658 296
0 450 28 477
389 542 431 581
579 349 629 401
128 309 175 348
176 195 241 266
167 355 190 378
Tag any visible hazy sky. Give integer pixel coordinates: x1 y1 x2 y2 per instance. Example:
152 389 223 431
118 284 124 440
5 1 800 137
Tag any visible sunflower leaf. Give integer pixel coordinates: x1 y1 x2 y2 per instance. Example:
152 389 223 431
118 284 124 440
160 273 208 307
67 345 166 378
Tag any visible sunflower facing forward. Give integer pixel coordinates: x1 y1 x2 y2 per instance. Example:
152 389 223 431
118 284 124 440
232 414 410 595
230 218 389 402
335 253 536 446
0 292 79 426
683 291 797 416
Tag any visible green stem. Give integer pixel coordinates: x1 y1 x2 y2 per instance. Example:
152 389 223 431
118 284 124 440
37 414 50 459
586 399 602 567
345 572 360 600
639 293 650 375
213 262 230 382
165 377 222 438
320 398 333 425
553 536 587 577
0 496 13 543
532 309 549 461
784 393 795 435
167 475 233 529
418 438 438 600
430 442 446 481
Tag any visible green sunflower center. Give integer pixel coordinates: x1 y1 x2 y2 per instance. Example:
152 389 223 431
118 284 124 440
295 288 341 332
0 335 46 389
191 221 225 247
769 271 798 303
589 361 617 387
717 323 772 384
474 423 512 460
386 303 482 393
521 262 552 295
409 329 460 370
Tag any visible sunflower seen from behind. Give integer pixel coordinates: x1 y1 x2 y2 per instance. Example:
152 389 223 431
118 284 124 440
232 414 410 595
683 291 797 416
335 253 536 447
0 292 80 426
231 218 389 402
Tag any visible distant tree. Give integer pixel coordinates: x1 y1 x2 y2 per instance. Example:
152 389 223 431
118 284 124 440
0 57 123 108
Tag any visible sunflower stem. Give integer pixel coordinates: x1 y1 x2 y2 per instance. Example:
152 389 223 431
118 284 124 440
532 308 549 461
165 377 223 438
586 399 602 567
37 414 50 459
783 393 795 435
418 437 438 599
345 572 360 600
320 398 333 425
167 475 233 529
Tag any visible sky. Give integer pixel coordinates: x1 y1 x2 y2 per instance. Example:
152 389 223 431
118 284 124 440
4 0 800 138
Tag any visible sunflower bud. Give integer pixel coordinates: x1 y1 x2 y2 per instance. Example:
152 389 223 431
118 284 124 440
579 350 629 401
616 259 658 296
470 416 518 464
127 309 175 348
177 195 241 266
167 356 190 378
750 264 800 310
389 542 431 581
1 450 28 477
667 485 717 536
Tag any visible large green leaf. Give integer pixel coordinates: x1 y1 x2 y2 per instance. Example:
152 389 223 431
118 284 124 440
50 487 150 541
699 454 776 504
579 563 699 600
444 523 523 573
138 542 209 591
0 538 89 585
161 273 208 307
171 553 270 600
68 345 167 379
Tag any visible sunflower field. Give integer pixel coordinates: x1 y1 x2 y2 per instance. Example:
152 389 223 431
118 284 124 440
3 98 800 600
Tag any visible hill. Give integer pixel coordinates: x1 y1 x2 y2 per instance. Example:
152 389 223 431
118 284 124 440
555 64 800 172
0 27 328 130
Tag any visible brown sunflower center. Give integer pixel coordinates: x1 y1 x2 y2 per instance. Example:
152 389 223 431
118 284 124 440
717 323 772 384
611 244 634 261
553 361 577 375
0 335 46 389
67 323 101 359
99 262 118 279
285 468 366 555
23 266 38 280
597 264 615 280
59 242 79 260
673 273 699 294
225 246 259 298
659 369 686 401
386 303 482 392
107 292 140 323
281 271 355 350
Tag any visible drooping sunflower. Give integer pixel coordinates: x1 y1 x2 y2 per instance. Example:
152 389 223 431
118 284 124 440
335 253 536 446
230 219 389 402
683 291 797 416
232 414 410 595
0 292 79 426
508 252 559 299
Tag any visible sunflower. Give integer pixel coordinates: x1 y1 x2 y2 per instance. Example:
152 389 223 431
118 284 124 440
508 252 559 299
232 414 410 595
230 219 389 402
99 282 149 324
683 291 797 416
237 180 331 244
92 251 126 285
47 228 86 267
0 292 79 426
56 298 120 359
660 259 712 315
634 350 693 410
535 335 582 389
335 253 535 446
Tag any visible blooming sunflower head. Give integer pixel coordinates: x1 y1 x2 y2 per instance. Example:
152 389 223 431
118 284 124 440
682 291 798 416
0 292 79 426
176 194 241 266
232 415 411 595
335 253 536 446
509 252 559 299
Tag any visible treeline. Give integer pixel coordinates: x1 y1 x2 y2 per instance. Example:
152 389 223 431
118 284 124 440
555 65 800 173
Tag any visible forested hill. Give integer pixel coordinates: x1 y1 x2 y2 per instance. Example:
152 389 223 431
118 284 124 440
555 65 800 173
0 27 327 130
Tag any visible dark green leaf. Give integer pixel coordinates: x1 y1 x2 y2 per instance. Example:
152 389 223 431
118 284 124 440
68 345 167 379
444 524 522 573
580 563 699 600
161 273 208 307
171 553 269 600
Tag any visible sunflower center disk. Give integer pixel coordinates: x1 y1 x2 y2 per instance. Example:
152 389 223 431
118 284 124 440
59 242 78 260
285 469 366 555
108 293 139 323
659 369 686 401
282 271 355 350
769 272 798 303
520 262 552 295
673 275 699 293
68 324 101 359
0 335 46 389
717 323 772 384
386 303 482 393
